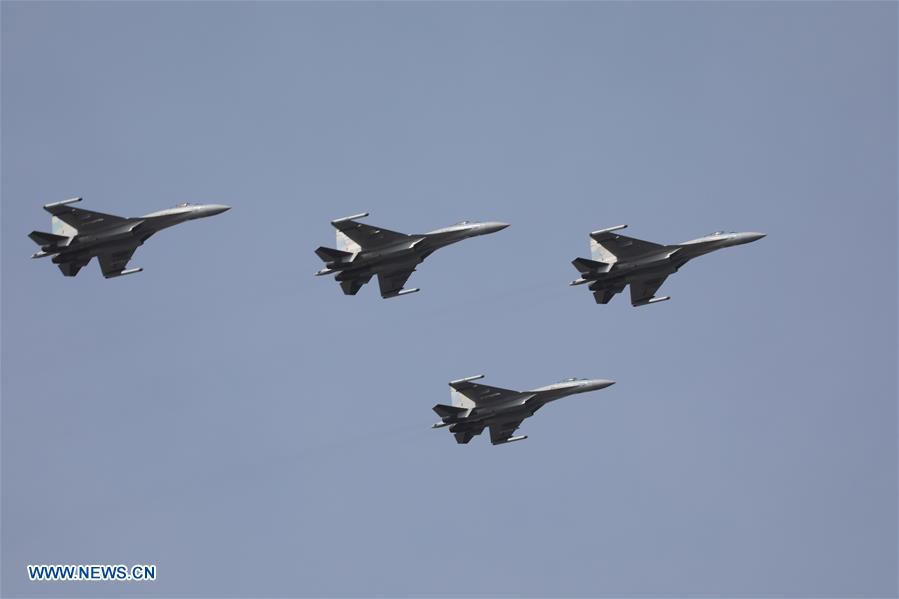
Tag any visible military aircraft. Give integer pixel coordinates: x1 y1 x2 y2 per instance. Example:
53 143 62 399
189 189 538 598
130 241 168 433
29 197 230 278
570 225 765 306
432 375 615 445
314 213 509 298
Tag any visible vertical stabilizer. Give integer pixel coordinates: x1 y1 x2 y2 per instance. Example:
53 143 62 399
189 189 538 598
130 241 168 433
590 237 618 264
336 230 361 254
52 216 78 238
450 387 476 410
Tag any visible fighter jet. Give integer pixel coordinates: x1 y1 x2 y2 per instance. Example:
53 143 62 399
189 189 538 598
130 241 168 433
570 225 765 306
314 213 509 298
29 197 230 278
432 375 615 445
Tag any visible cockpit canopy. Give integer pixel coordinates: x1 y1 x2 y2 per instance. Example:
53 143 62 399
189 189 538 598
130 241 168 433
454 220 471 225
176 202 191 207
561 377 584 382
710 231 728 236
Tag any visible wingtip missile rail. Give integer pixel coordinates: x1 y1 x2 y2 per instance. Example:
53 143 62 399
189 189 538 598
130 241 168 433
43 197 82 209
330 212 369 225
633 295 670 307
382 287 419 299
495 435 528 445
104 267 143 279
590 224 627 238
449 374 485 385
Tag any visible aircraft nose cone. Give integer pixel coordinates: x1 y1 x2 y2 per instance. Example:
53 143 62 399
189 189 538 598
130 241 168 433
205 204 231 216
482 222 509 234
744 232 765 242
586 379 615 391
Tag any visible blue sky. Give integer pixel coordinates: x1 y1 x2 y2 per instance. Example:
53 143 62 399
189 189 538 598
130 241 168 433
2 2 896 597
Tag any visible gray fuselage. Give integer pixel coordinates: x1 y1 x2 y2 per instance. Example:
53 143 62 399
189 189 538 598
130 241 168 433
434 376 616 445
331 221 507 282
41 204 230 268
457 378 615 426
579 231 765 288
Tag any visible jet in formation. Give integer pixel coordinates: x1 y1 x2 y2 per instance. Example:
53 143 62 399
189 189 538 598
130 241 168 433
570 225 765 306
315 213 508 298
432 375 615 445
29 198 230 278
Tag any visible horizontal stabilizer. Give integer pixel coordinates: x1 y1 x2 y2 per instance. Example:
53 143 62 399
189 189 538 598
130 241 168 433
315 246 353 263
572 257 611 274
29 231 69 247
433 404 469 419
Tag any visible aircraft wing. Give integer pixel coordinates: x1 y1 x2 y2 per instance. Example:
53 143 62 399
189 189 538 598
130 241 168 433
377 268 416 298
44 203 127 233
489 417 526 445
450 379 525 404
332 219 409 250
97 245 139 278
591 231 664 261
629 276 668 305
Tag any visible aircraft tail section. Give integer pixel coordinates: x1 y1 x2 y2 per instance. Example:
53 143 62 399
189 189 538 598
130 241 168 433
51 216 78 238
572 257 612 274
589 225 664 262
450 387 477 410
29 231 70 248
590 237 620 263
433 403 469 419
336 230 362 254
315 246 353 264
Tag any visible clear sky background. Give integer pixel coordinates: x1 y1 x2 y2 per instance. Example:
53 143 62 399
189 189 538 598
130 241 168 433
2 2 896 597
